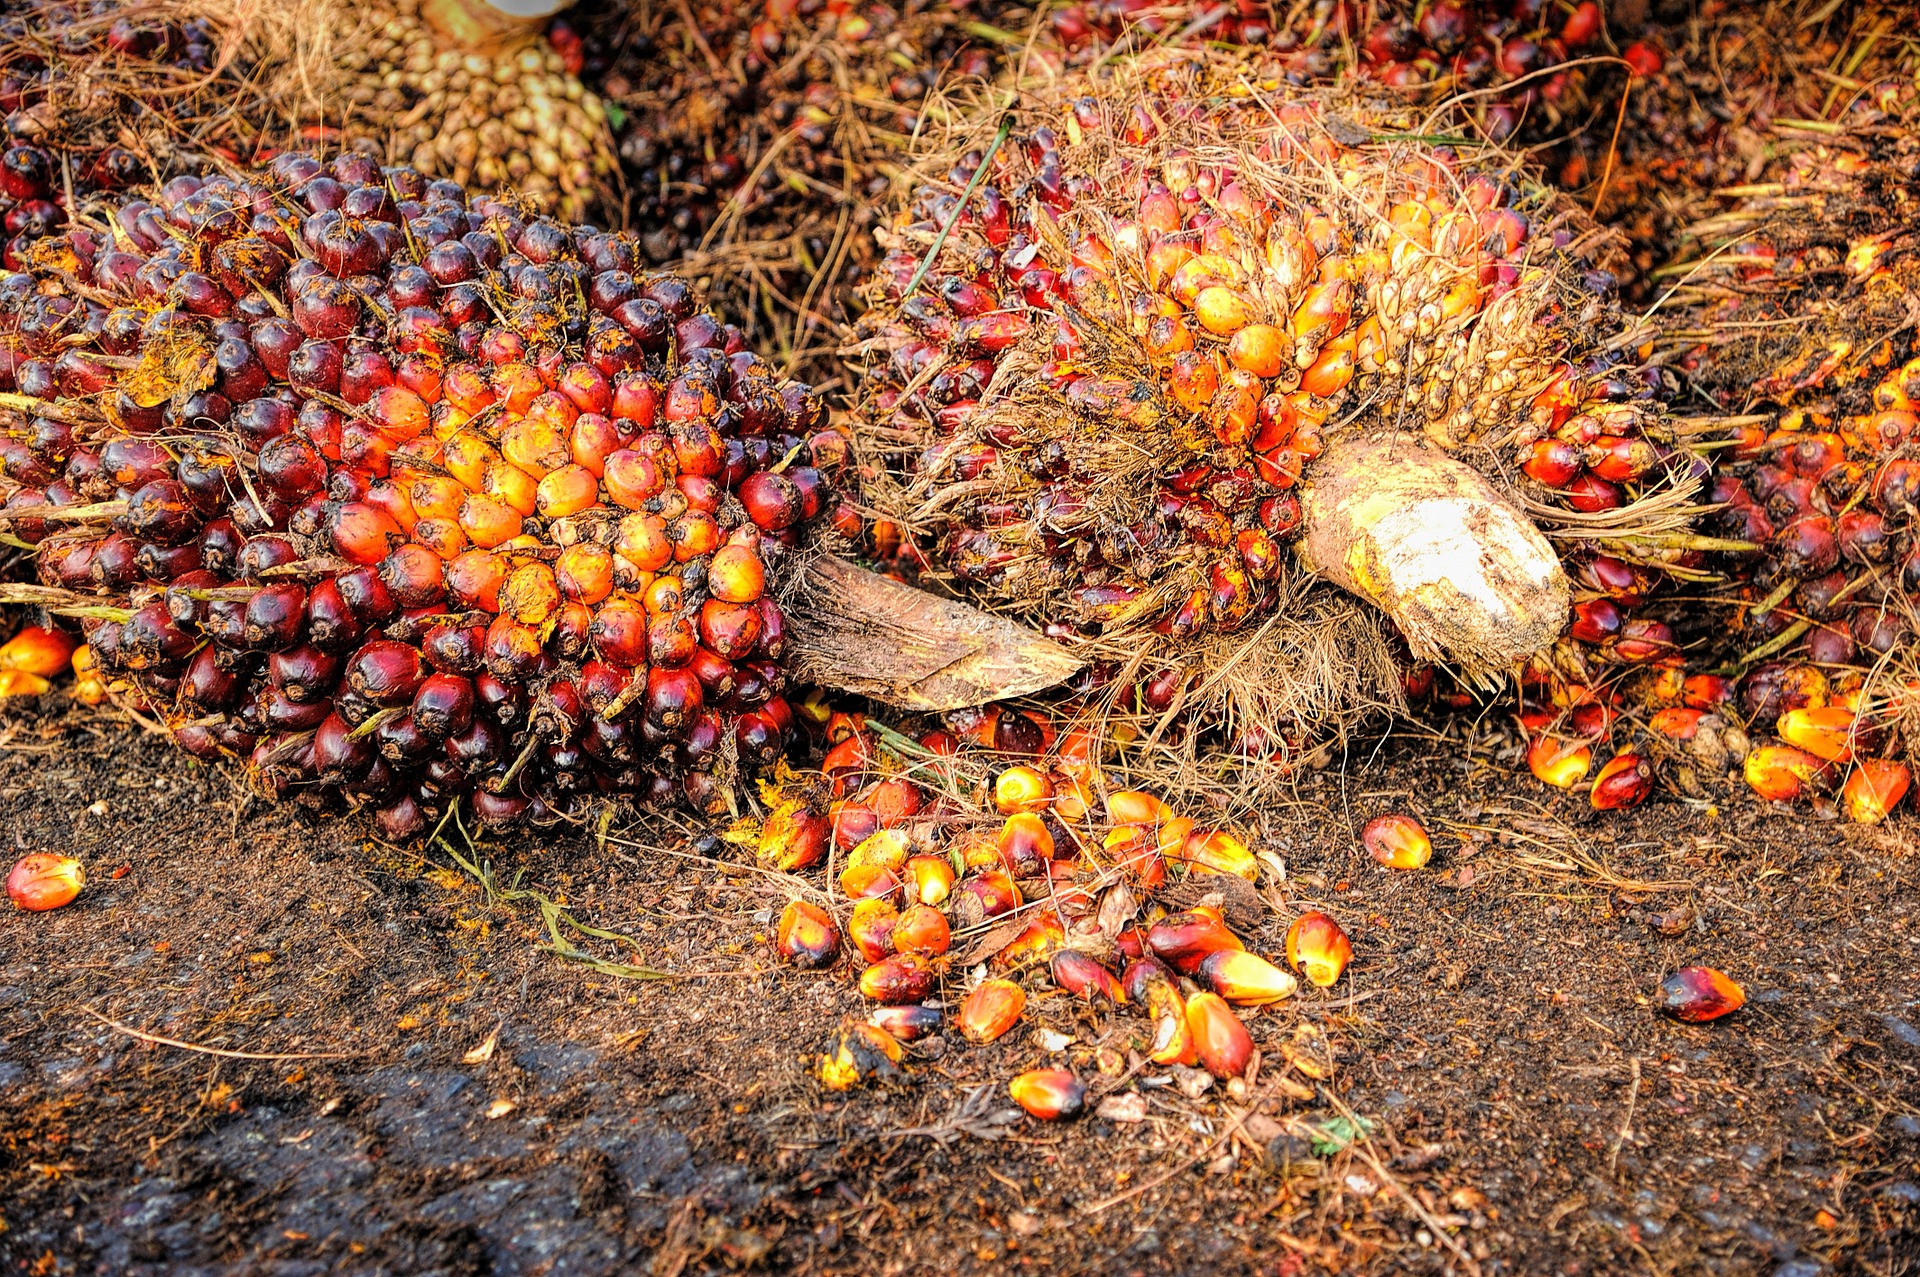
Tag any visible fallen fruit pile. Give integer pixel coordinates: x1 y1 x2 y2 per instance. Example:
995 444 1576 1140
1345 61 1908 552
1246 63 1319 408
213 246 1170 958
1 154 843 834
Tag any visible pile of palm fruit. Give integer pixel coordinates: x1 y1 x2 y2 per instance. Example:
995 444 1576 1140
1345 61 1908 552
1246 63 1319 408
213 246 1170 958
1 154 839 835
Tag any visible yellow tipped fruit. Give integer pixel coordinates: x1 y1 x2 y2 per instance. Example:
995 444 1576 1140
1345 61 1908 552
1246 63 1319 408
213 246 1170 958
993 764 1054 814
1743 744 1830 802
1362 813 1431 870
1050 949 1124 1003
1008 1067 1086 1120
0 626 77 677
1197 949 1298 1005
1285 912 1352 988
1528 735 1593 789
815 1020 904 1091
869 1005 941 1042
0 669 51 698
904 854 956 906
1175 828 1258 880
1144 981 1199 1066
1776 706 1860 764
1184 992 1254 1079
6 854 84 912
958 978 1027 1043
1145 910 1244 973
1842 759 1910 824
774 900 839 969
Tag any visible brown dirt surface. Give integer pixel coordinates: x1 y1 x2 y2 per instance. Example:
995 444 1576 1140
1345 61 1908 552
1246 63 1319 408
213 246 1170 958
0 697 1916 1276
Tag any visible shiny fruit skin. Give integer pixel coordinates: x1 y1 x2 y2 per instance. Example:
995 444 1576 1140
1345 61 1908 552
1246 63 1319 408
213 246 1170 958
1285 912 1352 987
1656 967 1746 1022
1008 1067 1085 1120
7 853 84 911
1362 813 1431 869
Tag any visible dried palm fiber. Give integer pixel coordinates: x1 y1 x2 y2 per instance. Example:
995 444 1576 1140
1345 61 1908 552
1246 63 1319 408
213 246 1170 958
0 152 845 834
833 47 1708 795
0 0 616 229
567 0 1628 383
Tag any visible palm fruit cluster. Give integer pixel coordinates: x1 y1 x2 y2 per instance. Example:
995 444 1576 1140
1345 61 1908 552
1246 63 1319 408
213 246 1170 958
0 154 843 836
333 0 617 221
747 703 1354 1101
844 49 1688 762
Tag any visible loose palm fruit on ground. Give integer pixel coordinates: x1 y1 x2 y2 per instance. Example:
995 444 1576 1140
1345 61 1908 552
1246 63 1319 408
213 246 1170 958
1841 760 1910 825
814 1018 904 1090
0 624 75 676
2 156 837 834
1285 912 1351 988
958 978 1026 1044
1196 948 1296 1005
844 49 1691 760
1656 967 1746 1023
1008 1067 1086 1120
6 852 83 910
1362 814 1431 869
1589 751 1652 810
1184 990 1254 1079
869 1004 941 1042
775 899 839 968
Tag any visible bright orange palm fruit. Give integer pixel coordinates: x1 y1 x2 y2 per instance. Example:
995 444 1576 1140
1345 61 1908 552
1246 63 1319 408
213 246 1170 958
0 626 76 677
958 978 1026 1043
1144 981 1198 1066
0 669 50 698
1008 1068 1085 1120
815 1020 903 1091
1175 829 1259 880
1529 735 1593 788
1051 949 1124 1003
6 854 84 911
1285 912 1352 987
1185 992 1254 1079
1744 744 1829 802
892 904 951 957
1656 967 1745 1022
1776 706 1860 764
1107 789 1172 828
1842 759 1910 824
1649 707 1704 740
775 901 839 969
995 812 1055 872
1362 814 1431 869
904 855 956 907
758 803 829 871
995 911 1065 967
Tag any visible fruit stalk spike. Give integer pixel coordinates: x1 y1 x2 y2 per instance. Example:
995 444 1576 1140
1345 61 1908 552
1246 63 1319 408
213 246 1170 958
1295 433 1570 683
783 554 1083 711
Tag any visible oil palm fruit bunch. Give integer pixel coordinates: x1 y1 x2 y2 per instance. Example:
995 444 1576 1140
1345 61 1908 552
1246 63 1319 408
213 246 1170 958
843 48 1697 767
0 153 841 835
748 704 1351 1094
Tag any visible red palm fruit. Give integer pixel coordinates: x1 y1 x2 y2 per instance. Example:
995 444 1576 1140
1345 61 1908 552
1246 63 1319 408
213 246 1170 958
1051 950 1123 1003
958 978 1026 1043
330 501 403 564
1198 949 1298 1005
0 626 77 676
1522 438 1582 487
7 853 85 911
1008 1068 1085 1121
1656 967 1745 1023
1285 912 1352 988
1842 760 1910 824
995 911 1065 968
1185 992 1254 1079
1107 789 1171 828
775 900 839 969
866 778 924 827
759 802 829 871
347 640 424 706
995 812 1054 873
893 904 950 957
859 954 934 1005
411 673 476 740
952 870 1021 927
554 544 614 605
446 550 506 611
993 764 1053 814
1529 735 1592 788
739 470 803 531
1146 911 1244 973
1362 813 1431 869
1590 752 1653 810
698 599 762 660
869 1005 941 1042
1650 708 1704 740
904 855 956 906
1744 744 1831 802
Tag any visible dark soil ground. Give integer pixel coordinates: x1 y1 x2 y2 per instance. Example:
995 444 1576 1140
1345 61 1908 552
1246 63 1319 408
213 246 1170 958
0 697 1915 1277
